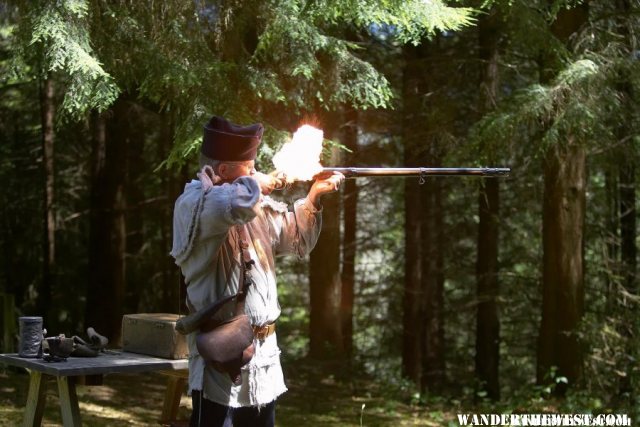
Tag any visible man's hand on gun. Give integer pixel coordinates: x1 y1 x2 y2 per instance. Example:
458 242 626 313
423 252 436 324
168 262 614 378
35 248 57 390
253 171 285 195
308 170 345 209
255 169 345 207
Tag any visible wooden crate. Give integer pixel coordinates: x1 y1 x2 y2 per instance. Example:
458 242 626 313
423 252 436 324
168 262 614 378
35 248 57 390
122 313 188 360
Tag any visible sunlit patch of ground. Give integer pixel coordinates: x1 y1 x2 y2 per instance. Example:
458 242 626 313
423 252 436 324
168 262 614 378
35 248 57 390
0 368 192 426
0 361 456 426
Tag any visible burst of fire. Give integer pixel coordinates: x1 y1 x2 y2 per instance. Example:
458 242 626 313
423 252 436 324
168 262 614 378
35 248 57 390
272 124 324 182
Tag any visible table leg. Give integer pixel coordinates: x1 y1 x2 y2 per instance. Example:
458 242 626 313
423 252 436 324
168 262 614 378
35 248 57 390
23 370 46 427
56 376 81 426
160 372 187 423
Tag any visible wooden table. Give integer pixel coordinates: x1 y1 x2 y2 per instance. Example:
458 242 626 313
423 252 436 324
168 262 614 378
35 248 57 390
0 351 188 426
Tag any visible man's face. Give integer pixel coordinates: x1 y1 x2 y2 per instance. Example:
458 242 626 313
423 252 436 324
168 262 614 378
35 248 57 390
219 160 256 181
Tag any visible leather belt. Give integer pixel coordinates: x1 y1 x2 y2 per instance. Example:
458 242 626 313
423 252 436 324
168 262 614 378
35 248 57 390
253 322 276 340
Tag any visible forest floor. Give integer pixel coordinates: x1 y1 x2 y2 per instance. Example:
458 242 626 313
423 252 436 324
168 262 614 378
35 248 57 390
0 356 457 426
2 355 633 426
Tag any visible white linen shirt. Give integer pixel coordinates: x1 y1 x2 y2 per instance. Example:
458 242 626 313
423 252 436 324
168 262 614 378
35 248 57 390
171 175 321 407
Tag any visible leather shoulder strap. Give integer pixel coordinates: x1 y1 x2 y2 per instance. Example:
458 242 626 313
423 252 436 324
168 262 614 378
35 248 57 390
235 224 254 315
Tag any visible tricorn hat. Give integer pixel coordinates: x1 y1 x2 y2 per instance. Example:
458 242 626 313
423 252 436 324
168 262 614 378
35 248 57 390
202 116 263 161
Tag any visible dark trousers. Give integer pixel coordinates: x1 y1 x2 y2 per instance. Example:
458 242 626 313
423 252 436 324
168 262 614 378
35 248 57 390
190 391 276 427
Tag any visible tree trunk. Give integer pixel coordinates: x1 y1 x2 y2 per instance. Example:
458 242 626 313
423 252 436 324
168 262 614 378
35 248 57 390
401 44 425 384
38 76 55 318
475 8 501 400
309 121 343 358
401 40 447 389
537 3 588 394
538 141 586 391
160 111 183 313
421 173 445 392
85 102 128 344
403 180 423 383
309 194 343 357
476 180 500 399
340 107 358 357
125 103 145 314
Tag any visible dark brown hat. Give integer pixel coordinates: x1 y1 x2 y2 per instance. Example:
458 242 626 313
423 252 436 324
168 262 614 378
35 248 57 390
202 116 263 161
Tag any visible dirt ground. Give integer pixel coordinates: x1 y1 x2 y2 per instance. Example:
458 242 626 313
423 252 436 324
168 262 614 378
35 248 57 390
0 358 450 426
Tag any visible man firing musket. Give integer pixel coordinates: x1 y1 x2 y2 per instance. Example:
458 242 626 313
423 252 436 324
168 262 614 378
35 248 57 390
171 118 508 427
171 117 344 427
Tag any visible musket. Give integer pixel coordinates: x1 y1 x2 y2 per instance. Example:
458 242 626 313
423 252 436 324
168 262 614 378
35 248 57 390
320 167 510 178
273 167 509 190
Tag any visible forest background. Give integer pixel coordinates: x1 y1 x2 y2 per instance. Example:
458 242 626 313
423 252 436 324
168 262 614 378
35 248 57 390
0 0 639 424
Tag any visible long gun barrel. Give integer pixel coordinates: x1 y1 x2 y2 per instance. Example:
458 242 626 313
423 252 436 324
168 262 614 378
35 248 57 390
321 167 510 178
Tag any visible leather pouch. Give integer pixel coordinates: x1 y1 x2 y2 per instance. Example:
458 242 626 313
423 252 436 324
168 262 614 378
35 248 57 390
196 314 255 384
192 225 257 385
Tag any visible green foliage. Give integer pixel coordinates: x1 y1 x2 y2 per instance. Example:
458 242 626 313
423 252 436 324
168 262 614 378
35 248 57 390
6 0 473 167
84 0 474 165
470 0 640 162
304 0 475 43
549 0 588 19
472 56 619 159
248 0 475 117
11 0 119 118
